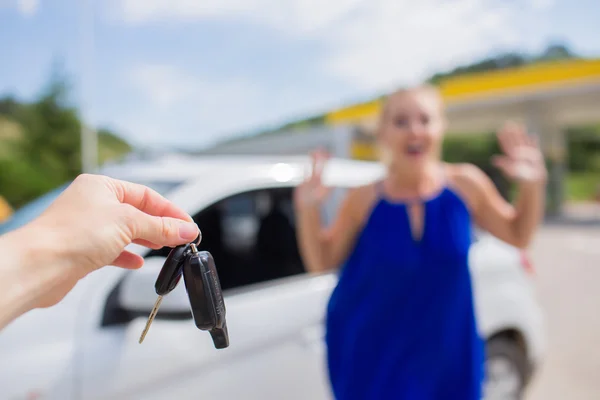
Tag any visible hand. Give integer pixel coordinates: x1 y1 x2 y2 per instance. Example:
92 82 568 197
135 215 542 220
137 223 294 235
294 149 332 209
492 122 548 184
18 174 200 308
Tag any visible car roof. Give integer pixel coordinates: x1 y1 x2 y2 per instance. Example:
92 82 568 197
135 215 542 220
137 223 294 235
99 153 386 188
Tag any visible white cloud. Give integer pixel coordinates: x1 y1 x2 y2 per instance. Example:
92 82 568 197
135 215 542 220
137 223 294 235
113 0 538 92
128 63 263 111
128 64 199 109
322 0 521 90
16 0 38 16
122 62 354 145
529 0 555 10
106 0 559 146
124 63 270 144
116 0 362 35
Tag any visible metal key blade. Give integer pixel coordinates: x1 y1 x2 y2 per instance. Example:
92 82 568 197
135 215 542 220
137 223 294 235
139 295 163 344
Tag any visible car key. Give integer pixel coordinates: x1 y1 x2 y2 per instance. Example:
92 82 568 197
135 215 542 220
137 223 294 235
138 234 201 344
182 244 229 349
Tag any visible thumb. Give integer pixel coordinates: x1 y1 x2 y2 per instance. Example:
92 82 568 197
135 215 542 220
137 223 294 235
128 208 200 247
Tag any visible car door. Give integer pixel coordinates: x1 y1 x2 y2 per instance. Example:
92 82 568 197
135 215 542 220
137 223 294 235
77 184 337 400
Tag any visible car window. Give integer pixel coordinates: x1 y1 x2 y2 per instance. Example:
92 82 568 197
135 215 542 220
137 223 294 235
148 186 305 291
0 179 184 236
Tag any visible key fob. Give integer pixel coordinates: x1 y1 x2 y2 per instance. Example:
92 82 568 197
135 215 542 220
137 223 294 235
154 234 201 296
154 243 189 296
182 249 229 349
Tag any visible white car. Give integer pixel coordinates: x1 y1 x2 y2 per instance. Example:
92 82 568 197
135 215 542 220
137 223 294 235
0 155 545 400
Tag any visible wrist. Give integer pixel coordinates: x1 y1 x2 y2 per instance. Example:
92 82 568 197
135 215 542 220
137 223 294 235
4 222 75 312
0 227 46 328
516 176 547 190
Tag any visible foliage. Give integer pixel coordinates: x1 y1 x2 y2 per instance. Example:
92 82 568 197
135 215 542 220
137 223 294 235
566 172 600 201
428 43 576 84
441 133 511 200
0 75 132 209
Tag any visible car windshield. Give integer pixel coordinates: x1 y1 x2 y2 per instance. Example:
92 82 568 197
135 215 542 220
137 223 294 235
0 179 184 236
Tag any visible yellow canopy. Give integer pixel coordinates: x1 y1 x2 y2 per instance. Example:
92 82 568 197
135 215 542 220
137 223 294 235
0 196 13 223
325 58 600 126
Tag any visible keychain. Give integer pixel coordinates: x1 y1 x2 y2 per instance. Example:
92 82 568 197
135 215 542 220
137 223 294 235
138 234 229 349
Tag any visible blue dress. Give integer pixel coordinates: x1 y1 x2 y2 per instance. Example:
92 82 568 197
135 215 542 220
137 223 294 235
325 183 485 400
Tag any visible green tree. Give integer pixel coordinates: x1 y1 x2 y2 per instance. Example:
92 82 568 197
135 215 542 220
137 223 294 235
0 72 132 208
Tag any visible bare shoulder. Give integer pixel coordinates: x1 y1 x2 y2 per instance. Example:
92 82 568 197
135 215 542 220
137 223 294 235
446 163 489 185
340 183 380 224
444 163 491 211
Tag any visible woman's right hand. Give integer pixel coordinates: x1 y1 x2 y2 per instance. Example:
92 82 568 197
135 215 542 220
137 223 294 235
294 149 331 210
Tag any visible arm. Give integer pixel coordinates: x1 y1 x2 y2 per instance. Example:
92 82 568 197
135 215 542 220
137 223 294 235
295 188 365 273
457 164 546 249
456 122 547 249
0 225 69 330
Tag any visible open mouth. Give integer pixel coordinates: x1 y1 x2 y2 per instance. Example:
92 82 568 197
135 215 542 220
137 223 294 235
406 144 425 156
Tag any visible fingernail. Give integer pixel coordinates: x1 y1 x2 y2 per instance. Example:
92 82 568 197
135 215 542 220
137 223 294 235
179 222 199 241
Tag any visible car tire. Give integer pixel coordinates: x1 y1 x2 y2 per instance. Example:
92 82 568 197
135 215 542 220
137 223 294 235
484 336 529 400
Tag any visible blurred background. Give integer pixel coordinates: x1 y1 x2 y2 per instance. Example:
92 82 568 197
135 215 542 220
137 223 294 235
1 0 599 399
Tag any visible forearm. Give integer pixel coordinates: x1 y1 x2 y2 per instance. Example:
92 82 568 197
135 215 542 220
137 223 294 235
511 180 546 247
0 225 73 330
296 206 329 273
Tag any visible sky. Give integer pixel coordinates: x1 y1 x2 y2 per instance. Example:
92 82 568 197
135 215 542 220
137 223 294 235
0 0 599 150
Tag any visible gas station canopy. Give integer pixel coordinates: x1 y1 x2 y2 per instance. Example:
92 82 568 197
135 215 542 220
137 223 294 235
325 58 600 133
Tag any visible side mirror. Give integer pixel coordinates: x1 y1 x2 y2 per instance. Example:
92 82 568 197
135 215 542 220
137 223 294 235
118 256 192 318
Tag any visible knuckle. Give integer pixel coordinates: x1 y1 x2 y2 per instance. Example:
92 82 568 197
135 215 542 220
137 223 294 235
74 173 95 184
138 186 153 212
119 204 138 236
160 217 177 239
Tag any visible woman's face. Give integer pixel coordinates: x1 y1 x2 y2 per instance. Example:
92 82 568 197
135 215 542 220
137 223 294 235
377 88 446 170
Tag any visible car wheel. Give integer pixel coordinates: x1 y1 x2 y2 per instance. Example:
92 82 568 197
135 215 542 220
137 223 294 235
484 336 528 400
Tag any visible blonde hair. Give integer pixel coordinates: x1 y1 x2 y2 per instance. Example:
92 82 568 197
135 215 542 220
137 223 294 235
376 84 444 135
373 84 445 166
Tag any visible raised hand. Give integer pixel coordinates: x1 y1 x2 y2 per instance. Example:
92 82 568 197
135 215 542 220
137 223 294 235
294 149 332 209
492 122 548 184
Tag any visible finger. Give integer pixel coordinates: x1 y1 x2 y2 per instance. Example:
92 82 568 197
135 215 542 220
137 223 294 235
512 123 528 146
312 149 325 180
497 125 513 156
310 150 319 176
132 239 163 250
499 121 521 153
526 132 539 148
491 155 513 175
314 148 330 179
112 250 145 270
109 178 193 223
304 151 316 183
127 207 200 248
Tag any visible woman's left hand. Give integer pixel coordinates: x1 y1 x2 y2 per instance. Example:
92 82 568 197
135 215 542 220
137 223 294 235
491 122 548 184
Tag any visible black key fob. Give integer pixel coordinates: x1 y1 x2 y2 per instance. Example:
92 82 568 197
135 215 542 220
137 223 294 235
182 246 229 349
154 234 201 296
154 243 189 296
